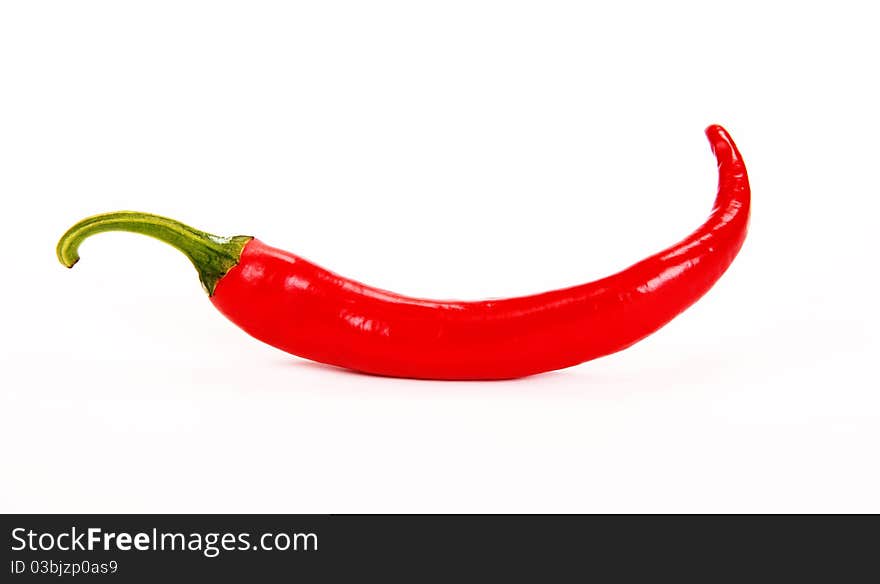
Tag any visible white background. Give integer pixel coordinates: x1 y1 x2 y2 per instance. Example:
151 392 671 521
1 1 878 512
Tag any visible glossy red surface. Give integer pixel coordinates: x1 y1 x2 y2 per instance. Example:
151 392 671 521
211 125 750 379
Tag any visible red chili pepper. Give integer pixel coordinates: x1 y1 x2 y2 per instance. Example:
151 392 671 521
57 124 749 380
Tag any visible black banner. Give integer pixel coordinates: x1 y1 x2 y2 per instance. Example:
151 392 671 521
1 515 875 581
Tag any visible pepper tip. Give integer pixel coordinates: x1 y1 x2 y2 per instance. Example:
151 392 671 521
704 123 728 138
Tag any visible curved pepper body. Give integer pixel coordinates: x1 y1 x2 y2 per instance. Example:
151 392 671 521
57 125 749 380
210 126 749 379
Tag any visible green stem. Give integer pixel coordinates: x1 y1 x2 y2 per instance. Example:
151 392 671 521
56 211 253 296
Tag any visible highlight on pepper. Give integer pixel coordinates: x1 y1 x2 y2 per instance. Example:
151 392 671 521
56 124 750 380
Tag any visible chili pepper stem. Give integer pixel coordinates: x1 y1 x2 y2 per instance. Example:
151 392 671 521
56 211 252 295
